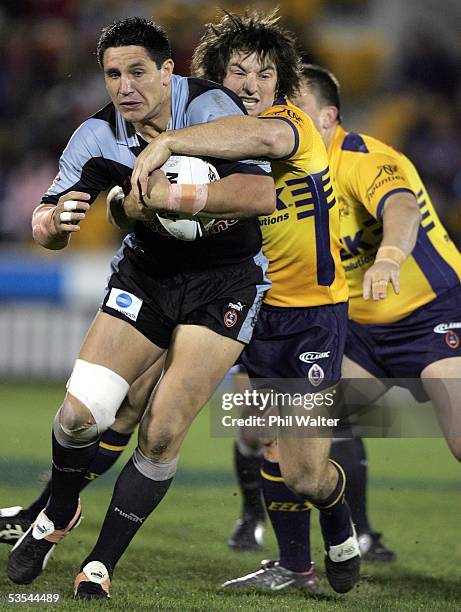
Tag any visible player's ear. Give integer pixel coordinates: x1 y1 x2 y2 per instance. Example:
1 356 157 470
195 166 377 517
322 106 339 129
161 59 174 85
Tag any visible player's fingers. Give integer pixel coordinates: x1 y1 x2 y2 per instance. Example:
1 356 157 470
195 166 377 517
63 200 90 212
362 276 372 300
59 211 86 223
371 278 388 301
59 223 81 232
63 191 91 202
390 270 400 295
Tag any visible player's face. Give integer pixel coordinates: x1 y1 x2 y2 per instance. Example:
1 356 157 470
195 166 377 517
290 84 323 131
103 46 174 125
223 51 278 116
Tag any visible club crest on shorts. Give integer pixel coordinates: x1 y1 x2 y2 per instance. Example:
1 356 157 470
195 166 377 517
445 331 460 350
308 363 324 387
224 308 238 328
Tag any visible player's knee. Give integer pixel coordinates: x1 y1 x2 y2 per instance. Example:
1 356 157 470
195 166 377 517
66 359 130 435
283 468 324 501
140 419 188 461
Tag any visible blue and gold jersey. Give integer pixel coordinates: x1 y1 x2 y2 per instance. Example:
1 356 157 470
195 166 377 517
329 125 461 324
258 100 348 307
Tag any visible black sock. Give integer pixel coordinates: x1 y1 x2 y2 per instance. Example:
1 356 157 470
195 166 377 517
80 429 132 490
25 429 132 521
316 459 352 547
261 459 312 573
234 441 265 520
82 454 173 574
45 432 99 529
330 436 371 534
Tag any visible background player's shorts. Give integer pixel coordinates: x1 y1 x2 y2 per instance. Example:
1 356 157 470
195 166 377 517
240 301 348 392
101 244 270 348
345 285 461 400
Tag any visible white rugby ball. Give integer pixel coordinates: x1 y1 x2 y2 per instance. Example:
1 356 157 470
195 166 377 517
157 155 218 241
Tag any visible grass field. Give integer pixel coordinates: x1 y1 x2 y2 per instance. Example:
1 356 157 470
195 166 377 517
0 382 460 611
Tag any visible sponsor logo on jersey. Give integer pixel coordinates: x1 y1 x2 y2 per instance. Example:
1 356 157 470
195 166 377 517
433 322 461 333
308 363 324 387
445 331 460 350
366 164 406 201
106 288 143 321
224 309 238 328
299 351 331 364
259 212 289 226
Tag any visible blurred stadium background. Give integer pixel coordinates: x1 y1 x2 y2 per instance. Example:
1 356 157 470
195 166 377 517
0 2 461 607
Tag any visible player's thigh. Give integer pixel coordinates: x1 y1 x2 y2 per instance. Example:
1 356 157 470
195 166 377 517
78 311 165 382
421 356 461 458
341 355 387 405
139 324 244 460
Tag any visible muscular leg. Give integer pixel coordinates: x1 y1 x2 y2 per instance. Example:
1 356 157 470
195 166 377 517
79 325 244 576
46 312 165 528
421 357 461 460
3 357 165 538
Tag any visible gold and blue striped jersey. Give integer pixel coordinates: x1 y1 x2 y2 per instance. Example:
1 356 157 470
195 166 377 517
329 125 461 324
258 100 348 307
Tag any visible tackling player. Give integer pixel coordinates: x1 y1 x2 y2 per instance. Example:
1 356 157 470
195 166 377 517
129 10 361 595
293 64 461 449
7 17 275 599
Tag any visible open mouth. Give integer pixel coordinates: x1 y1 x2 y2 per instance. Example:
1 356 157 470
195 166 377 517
240 97 259 110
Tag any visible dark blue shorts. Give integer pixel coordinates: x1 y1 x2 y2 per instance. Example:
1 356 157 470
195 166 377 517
345 285 461 399
240 301 348 391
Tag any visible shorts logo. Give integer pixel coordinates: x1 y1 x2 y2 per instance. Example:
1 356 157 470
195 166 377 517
228 302 245 312
308 363 324 387
224 309 238 328
433 322 461 333
106 288 143 321
116 293 132 308
445 331 460 350
299 351 331 364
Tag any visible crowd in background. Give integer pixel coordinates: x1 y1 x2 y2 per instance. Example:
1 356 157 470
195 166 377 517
1 0 460 247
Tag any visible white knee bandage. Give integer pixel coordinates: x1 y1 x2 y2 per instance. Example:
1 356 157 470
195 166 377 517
67 359 130 433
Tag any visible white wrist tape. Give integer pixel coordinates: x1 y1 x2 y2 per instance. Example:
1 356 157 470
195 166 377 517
67 359 130 433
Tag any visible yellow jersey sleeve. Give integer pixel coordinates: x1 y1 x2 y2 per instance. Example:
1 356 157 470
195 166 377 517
347 151 415 220
259 103 316 170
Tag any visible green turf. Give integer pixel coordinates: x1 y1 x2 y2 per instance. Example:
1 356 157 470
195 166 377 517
0 383 460 610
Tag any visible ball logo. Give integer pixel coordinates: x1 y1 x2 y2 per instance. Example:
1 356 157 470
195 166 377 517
224 309 238 328
445 331 460 350
116 293 133 308
308 363 324 387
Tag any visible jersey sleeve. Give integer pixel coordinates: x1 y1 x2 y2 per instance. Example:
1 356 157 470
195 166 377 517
186 88 272 179
41 120 113 206
348 151 416 220
258 104 314 165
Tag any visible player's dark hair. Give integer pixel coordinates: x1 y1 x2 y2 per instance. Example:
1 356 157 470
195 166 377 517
300 63 342 122
97 17 171 68
192 9 301 98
